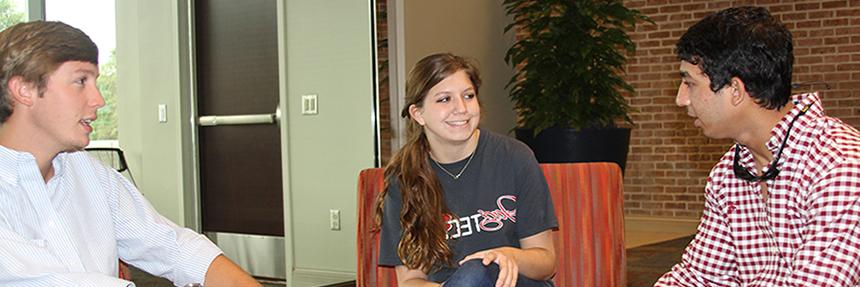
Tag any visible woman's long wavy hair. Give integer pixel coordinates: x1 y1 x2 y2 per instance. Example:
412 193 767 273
374 53 481 273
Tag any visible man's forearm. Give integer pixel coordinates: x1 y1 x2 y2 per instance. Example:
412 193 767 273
203 255 261 287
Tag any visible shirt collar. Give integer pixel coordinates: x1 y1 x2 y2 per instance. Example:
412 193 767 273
734 92 822 172
0 145 68 184
765 92 822 153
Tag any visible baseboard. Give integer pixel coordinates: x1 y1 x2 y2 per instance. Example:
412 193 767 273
292 268 355 286
625 216 699 234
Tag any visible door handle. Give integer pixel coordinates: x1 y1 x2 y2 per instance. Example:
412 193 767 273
198 105 281 127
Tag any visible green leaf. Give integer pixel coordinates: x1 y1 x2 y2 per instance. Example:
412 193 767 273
503 0 647 132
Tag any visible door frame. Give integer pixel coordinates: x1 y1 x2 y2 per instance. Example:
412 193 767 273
179 0 295 282
274 0 296 283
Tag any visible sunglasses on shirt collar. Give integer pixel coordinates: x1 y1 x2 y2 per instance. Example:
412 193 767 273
732 104 810 182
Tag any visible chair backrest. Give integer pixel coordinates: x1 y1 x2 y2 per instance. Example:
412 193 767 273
541 162 625 286
356 168 397 287
356 162 625 286
356 168 398 287
85 147 137 187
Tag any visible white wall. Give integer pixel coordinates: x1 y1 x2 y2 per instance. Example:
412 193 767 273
402 0 517 135
283 0 376 277
115 0 189 223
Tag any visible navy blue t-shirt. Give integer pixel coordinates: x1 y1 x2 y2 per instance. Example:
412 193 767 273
378 130 558 282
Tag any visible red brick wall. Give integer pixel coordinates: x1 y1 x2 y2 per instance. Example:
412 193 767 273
623 0 860 219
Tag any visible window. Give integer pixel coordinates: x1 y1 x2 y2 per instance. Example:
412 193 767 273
1 0 26 30
45 0 117 147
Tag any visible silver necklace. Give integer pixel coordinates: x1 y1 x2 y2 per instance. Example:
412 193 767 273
432 152 475 180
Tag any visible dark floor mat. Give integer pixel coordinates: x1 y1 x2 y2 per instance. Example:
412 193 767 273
626 235 694 287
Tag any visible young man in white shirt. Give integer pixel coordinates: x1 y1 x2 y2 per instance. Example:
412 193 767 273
0 21 261 287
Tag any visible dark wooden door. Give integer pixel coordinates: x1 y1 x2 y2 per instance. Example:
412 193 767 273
195 0 283 236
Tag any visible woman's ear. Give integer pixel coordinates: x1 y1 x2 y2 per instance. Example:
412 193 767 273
7 76 36 107
408 104 425 126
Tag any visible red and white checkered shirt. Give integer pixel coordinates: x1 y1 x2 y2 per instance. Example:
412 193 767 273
656 92 860 286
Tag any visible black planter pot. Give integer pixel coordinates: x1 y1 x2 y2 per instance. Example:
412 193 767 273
515 127 631 173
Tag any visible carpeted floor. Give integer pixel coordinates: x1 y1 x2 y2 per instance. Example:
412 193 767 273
626 235 694 287
128 235 693 287
127 267 290 287
127 266 357 287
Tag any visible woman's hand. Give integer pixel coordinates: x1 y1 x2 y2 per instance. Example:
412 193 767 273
459 247 519 287
455 231 557 286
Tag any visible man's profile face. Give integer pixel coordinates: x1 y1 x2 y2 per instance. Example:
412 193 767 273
676 61 737 140
29 61 104 152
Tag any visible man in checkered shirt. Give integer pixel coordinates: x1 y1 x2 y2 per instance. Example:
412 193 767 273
656 6 860 286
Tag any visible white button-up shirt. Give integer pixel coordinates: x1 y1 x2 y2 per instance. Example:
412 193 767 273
0 146 222 286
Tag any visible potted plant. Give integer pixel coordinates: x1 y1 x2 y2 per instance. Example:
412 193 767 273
503 0 649 172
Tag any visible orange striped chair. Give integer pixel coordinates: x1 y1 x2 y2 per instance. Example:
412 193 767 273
357 168 398 286
356 162 625 286
119 262 131 280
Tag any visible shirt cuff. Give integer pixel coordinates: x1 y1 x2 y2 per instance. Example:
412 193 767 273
174 232 223 286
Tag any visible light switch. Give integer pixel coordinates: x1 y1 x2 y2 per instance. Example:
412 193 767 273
158 104 167 123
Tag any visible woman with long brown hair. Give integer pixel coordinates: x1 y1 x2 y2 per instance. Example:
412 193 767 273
376 53 557 286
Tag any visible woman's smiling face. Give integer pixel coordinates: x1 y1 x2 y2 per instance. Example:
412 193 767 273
410 70 480 148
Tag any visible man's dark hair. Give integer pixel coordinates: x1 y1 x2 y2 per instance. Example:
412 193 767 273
677 6 793 110
0 21 98 123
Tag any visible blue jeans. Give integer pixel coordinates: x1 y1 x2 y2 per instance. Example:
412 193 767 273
443 259 554 287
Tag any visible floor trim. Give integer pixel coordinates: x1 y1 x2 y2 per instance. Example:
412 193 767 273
292 269 355 286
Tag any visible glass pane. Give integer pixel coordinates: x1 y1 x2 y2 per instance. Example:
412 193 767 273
1 0 26 30
45 0 117 142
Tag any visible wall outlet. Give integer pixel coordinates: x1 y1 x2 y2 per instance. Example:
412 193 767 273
302 94 318 115
329 209 341 231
